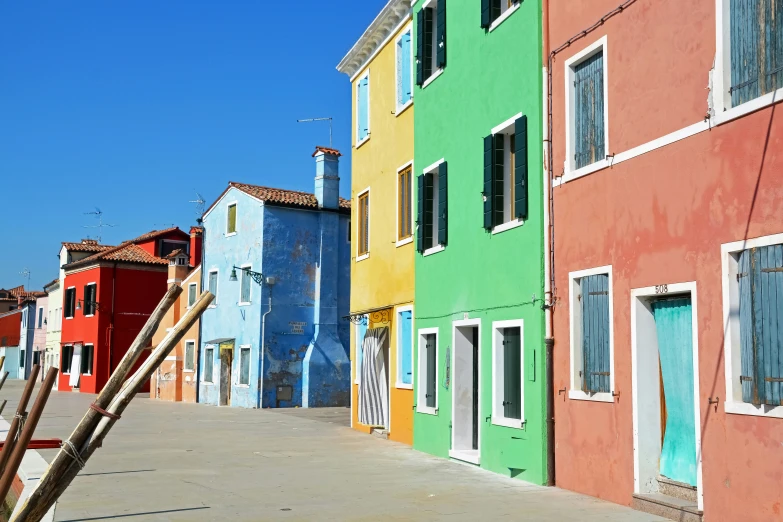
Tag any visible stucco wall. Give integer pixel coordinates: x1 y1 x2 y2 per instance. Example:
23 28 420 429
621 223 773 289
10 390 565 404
44 283 62 382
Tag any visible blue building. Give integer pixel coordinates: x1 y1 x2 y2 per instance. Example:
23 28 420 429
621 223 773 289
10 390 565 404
199 147 351 408
18 300 36 380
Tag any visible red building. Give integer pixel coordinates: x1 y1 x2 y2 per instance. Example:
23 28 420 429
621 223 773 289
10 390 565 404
59 227 201 394
546 1 783 521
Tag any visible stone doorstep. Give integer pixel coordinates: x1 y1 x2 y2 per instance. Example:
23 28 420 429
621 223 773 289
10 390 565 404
632 493 703 522
370 428 388 440
657 475 698 502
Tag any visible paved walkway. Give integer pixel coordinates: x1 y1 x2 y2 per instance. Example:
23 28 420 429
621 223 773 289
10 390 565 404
2 380 665 521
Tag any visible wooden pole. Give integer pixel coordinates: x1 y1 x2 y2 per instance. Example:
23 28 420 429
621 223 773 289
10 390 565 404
0 371 9 393
0 401 6 417
13 290 213 522
11 285 181 519
0 368 58 502
0 364 40 477
0 355 6 372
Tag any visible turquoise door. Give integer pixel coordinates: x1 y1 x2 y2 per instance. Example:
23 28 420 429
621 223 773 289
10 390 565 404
652 298 697 487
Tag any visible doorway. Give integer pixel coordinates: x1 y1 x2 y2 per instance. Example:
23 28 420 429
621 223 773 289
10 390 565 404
631 283 703 510
358 327 389 429
451 319 481 465
219 346 233 406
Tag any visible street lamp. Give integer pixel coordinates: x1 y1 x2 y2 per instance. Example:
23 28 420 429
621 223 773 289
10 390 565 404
75 299 100 312
229 266 266 286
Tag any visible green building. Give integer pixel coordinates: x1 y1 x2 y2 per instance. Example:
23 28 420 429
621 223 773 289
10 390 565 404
412 0 547 483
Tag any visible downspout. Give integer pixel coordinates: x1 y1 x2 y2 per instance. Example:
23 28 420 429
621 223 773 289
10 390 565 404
196 218 205 403
257 286 273 409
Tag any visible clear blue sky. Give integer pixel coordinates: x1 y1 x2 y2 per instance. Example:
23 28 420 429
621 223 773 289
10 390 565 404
0 0 384 290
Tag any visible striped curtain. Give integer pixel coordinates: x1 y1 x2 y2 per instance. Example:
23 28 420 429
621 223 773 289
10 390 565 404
359 327 389 427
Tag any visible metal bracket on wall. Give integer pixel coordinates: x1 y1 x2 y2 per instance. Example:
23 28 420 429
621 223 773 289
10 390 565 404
708 396 720 412
558 387 567 401
612 390 621 400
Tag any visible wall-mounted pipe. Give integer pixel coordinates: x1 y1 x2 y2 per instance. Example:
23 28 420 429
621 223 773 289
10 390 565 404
257 285 273 409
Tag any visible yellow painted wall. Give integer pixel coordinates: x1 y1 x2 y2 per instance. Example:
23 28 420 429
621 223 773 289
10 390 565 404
349 19 415 445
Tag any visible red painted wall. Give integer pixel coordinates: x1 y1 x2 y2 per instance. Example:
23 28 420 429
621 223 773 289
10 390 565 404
137 230 190 257
0 310 21 347
549 2 783 521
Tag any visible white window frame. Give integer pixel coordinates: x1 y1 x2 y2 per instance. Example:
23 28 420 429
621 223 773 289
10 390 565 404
568 265 615 403
417 327 439 415
491 319 525 428
488 0 521 33
38 307 43 328
184 339 196 372
489 112 525 235
84 282 97 317
226 201 238 236
722 233 783 419
713 0 783 125
207 269 218 307
396 161 414 247
20 349 25 370
356 69 371 148
564 36 610 181
421 159 444 256
187 283 198 309
203 346 215 384
395 24 414 116
356 187 370 262
65 286 76 319
354 315 368 385
62 345 73 374
237 344 251 387
82 344 94 376
238 263 252 306
395 305 414 389
420 0 444 90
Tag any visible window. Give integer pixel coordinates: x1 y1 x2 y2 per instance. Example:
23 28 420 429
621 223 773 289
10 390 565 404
416 161 447 254
239 265 252 304
481 0 520 30
159 240 188 258
184 341 196 371
357 190 370 259
177 257 187 266
347 220 351 243
239 345 251 385
492 320 524 428
396 28 413 111
396 307 413 388
416 0 446 87
65 287 76 318
21 309 27 328
20 349 25 370
728 0 783 108
484 115 528 231
203 347 214 383
417 329 438 414
566 41 607 172
356 72 370 144
398 165 413 243
227 203 237 234
187 283 197 308
83 283 97 316
568 266 614 402
208 270 218 305
81 344 94 375
62 346 73 374
37 308 43 328
355 317 368 384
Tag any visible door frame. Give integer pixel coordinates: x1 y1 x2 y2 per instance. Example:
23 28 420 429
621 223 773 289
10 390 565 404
631 281 703 510
450 318 482 465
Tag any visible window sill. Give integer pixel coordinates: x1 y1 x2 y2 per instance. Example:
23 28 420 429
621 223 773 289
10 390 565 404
356 253 370 262
557 158 611 186
491 416 525 429
238 302 252 307
236 384 250 388
724 399 783 419
396 236 413 248
395 99 413 117
225 232 237 237
568 390 614 403
488 3 519 33
395 382 413 390
491 219 524 235
355 135 371 149
208 304 217 309
715 86 783 127
203 382 214 385
421 68 444 90
449 449 480 465
65 317 73 320
183 369 195 373
84 314 95 318
417 405 438 416
423 244 445 257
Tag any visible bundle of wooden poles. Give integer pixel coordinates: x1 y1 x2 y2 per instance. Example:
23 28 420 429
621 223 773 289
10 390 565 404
8 285 214 522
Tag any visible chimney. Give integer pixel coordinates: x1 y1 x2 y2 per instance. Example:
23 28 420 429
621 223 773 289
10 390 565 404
189 226 203 267
167 251 190 283
312 146 341 209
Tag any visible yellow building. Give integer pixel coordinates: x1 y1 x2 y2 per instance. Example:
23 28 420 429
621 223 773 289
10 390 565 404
337 0 414 445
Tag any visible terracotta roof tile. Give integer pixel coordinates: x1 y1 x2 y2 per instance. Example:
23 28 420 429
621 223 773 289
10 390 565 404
63 228 184 270
229 182 351 210
62 240 114 253
164 249 187 259
312 146 342 157
130 227 184 243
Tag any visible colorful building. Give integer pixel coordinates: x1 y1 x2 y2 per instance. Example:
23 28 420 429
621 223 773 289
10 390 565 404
411 0 548 482
547 1 783 520
337 0 415 444
150 239 203 403
0 309 22 380
18 299 37 379
199 147 351 409
43 278 61 378
59 228 196 394
33 292 48 375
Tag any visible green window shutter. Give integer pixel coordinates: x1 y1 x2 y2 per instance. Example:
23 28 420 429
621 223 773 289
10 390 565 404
426 334 436 408
483 135 493 230
228 204 237 233
423 173 435 250
436 0 446 69
503 327 522 420
423 8 434 81
514 115 528 220
581 274 610 394
481 0 491 28
417 174 426 253
438 162 448 246
416 9 425 86
492 133 505 227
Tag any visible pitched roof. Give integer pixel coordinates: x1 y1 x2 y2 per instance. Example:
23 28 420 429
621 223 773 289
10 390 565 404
164 248 187 259
312 146 342 157
43 278 59 291
229 182 351 210
63 228 184 271
62 240 114 253
130 227 185 243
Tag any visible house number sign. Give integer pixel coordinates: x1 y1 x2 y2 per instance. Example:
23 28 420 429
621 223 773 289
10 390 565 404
289 321 306 334
655 284 669 294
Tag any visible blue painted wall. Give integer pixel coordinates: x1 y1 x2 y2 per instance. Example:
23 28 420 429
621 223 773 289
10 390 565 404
0 347 20 380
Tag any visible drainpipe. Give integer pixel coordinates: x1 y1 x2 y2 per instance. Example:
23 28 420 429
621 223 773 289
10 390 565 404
257 285 273 409
196 218 205 404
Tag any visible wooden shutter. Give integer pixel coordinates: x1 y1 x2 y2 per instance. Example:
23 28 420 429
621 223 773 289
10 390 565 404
481 0 491 28
730 0 782 107
580 274 610 394
416 10 425 86
358 77 369 141
227 204 237 233
423 173 434 250
514 115 528 220
423 8 434 80
436 0 446 69
503 327 522 420
483 135 493 230
426 334 436 408
396 35 404 107
400 311 413 385
438 162 448 246
574 51 605 169
492 133 505 227
401 33 412 104
738 249 755 402
417 174 425 253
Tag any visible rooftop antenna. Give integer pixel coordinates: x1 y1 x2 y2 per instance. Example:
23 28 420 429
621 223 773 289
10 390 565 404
19 268 31 290
189 191 206 219
296 117 333 148
83 207 116 243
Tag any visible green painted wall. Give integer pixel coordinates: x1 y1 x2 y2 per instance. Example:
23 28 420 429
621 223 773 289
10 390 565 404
412 0 546 483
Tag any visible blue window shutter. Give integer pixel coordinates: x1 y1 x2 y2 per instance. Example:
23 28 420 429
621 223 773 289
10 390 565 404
400 311 413 385
581 274 610 393
574 51 605 169
396 36 404 107
402 32 412 104
738 249 755 403
481 0 491 28
358 77 369 141
357 319 368 381
426 334 436 408
483 135 493 230
436 0 446 69
492 133 505 227
416 174 425 253
438 162 448 246
514 115 528 220
503 327 522 420
416 10 425 86
753 245 783 405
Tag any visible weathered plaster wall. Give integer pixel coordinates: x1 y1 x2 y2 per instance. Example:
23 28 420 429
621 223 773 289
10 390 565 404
32 295 47 357
18 303 35 379
0 348 20 380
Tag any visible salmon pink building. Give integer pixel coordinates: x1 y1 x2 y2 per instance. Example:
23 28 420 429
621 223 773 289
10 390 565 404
546 1 783 521
59 227 199 394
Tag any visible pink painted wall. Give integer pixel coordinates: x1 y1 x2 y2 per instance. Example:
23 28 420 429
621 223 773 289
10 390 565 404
548 1 783 520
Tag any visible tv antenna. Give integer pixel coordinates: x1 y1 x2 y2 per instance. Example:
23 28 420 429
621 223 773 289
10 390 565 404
189 191 206 219
296 117 333 147
83 207 116 243
19 268 31 290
